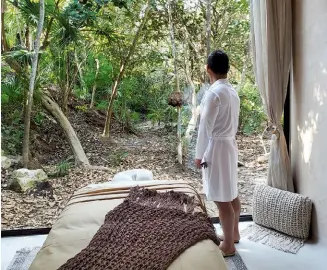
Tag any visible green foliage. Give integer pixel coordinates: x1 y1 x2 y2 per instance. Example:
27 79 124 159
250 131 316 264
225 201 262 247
49 160 72 178
63 0 98 28
147 106 177 126
83 53 113 98
2 49 34 67
147 108 165 125
96 100 109 110
238 83 267 135
1 110 24 155
1 77 25 104
1 76 25 155
75 104 89 112
107 150 129 166
33 111 46 126
1 93 10 104
2 0 267 159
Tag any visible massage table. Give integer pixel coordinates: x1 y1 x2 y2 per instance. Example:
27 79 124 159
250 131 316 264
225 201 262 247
29 178 227 270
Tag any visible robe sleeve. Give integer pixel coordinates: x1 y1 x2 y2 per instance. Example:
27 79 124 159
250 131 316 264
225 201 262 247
195 91 220 160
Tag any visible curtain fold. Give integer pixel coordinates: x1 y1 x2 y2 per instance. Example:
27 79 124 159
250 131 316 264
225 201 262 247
250 0 294 192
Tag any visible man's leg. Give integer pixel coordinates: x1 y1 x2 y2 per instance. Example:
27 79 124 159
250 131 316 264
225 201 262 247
231 197 241 241
217 197 241 242
215 201 236 254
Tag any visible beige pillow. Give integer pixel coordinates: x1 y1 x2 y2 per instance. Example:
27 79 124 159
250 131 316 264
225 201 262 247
252 184 312 239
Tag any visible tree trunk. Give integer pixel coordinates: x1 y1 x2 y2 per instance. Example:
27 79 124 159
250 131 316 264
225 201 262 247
90 58 99 109
41 0 61 49
206 0 211 58
1 0 9 53
25 24 31 50
4 57 90 167
62 51 70 115
102 0 151 138
237 58 248 92
167 0 182 164
203 0 211 83
22 0 45 168
184 47 198 146
74 50 87 98
41 92 90 166
237 40 250 92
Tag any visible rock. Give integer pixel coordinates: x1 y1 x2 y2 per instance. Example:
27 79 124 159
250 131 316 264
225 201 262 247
8 168 48 192
112 169 153 182
257 153 270 163
3 203 15 209
29 181 53 198
1 218 8 224
1 156 12 169
238 161 245 167
246 161 256 168
8 155 23 167
49 201 56 207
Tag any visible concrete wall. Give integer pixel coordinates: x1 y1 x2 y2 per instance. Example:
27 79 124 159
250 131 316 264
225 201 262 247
291 0 327 244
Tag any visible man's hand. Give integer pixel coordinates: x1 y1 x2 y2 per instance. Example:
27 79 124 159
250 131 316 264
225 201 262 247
195 159 202 169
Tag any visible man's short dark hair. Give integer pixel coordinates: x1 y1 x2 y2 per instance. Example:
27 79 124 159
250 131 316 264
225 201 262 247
207 50 230 75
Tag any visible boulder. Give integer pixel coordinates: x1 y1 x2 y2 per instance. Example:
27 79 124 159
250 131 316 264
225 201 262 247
9 168 48 192
1 156 12 169
112 169 153 182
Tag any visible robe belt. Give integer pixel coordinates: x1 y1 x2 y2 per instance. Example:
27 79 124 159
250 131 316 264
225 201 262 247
201 135 235 168
210 135 235 141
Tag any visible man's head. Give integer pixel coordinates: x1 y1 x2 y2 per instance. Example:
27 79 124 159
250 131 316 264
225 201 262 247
206 50 230 79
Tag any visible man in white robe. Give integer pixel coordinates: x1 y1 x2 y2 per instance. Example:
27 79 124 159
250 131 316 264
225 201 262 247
195 50 241 257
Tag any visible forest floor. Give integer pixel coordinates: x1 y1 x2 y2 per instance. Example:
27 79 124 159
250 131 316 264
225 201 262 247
1 107 268 230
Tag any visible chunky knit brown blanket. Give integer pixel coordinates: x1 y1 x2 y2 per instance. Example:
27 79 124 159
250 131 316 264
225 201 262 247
58 187 219 270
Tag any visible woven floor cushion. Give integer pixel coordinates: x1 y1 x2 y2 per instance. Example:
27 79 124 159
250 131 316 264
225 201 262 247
252 184 312 239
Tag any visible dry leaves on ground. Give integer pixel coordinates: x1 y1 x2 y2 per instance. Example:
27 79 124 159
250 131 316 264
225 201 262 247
1 110 268 230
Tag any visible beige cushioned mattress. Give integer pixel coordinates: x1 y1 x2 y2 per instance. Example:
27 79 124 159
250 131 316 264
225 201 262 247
29 180 227 270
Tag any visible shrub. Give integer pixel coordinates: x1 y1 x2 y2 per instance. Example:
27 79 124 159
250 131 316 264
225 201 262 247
238 83 267 135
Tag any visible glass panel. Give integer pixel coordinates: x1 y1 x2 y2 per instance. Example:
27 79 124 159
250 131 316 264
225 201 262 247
1 0 265 231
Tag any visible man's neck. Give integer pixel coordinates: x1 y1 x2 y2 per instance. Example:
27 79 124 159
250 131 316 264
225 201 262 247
210 74 227 84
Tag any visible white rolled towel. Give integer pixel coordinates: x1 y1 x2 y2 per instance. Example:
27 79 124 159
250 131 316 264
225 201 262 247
112 169 153 182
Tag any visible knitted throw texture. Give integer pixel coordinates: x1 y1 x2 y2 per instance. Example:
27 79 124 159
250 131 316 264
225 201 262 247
58 187 219 270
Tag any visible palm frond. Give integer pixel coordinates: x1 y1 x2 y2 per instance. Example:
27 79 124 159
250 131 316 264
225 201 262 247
2 49 35 60
9 0 56 27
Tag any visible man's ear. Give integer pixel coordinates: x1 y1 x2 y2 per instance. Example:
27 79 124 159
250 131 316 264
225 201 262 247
206 65 212 76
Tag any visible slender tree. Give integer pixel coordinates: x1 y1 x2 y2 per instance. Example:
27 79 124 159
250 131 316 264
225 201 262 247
167 0 182 164
1 0 9 53
90 59 100 109
206 0 211 58
22 0 45 168
102 0 151 138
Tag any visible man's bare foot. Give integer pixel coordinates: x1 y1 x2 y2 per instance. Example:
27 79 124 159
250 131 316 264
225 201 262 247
218 234 240 243
219 242 236 257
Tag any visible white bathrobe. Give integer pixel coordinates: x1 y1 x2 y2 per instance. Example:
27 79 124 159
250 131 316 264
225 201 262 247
196 79 240 202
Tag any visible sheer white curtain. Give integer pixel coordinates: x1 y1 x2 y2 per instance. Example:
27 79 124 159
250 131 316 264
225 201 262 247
250 0 294 192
